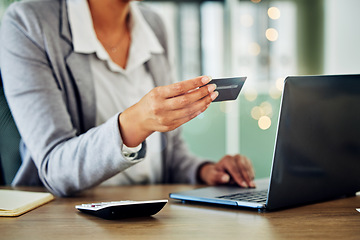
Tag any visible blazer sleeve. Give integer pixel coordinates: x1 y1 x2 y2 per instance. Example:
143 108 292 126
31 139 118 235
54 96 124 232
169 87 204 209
0 2 145 196
163 127 211 184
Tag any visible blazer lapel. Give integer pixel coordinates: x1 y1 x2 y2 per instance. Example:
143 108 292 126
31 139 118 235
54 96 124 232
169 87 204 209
60 0 71 44
145 53 174 183
146 54 174 87
65 53 96 132
60 0 96 131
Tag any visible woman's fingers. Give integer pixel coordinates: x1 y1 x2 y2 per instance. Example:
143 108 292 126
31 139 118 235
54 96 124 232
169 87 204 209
142 75 218 132
158 76 212 99
164 83 217 111
215 155 256 188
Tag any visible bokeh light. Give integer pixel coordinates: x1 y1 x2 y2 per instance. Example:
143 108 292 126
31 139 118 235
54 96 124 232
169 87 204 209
269 86 282 99
250 101 273 130
258 116 271 130
244 88 258 102
268 7 281 20
260 101 273 117
249 42 261 56
251 106 264 120
265 28 279 42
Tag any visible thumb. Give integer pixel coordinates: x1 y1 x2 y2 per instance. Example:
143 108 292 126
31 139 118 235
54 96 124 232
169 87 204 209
215 173 230 184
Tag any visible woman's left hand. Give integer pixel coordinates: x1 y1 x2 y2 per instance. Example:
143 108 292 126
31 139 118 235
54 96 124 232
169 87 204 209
199 154 256 188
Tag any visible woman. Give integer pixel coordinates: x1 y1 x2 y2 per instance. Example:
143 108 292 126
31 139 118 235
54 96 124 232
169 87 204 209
0 0 255 196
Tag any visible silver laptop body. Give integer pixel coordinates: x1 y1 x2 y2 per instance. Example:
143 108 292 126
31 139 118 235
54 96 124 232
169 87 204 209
170 74 360 211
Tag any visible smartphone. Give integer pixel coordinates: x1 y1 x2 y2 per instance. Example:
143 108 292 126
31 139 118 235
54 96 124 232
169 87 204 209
206 76 247 102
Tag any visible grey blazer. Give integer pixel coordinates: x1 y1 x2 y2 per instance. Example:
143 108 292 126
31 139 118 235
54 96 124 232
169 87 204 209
0 0 206 196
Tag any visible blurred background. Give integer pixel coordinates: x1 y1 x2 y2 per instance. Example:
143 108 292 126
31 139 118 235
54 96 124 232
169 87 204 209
1 0 360 179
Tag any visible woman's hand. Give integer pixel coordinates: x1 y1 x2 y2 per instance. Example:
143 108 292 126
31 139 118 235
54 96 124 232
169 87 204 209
199 154 256 188
119 76 218 147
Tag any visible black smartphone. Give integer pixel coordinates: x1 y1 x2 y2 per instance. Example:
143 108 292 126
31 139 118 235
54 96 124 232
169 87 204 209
206 76 247 102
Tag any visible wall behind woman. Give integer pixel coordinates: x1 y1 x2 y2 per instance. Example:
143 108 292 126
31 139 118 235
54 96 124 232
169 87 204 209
324 0 360 74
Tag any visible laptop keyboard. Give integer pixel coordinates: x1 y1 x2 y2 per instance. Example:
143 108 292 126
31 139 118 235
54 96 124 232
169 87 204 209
217 189 268 203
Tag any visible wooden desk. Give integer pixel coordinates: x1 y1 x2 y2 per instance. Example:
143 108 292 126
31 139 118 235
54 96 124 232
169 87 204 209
1 185 359 240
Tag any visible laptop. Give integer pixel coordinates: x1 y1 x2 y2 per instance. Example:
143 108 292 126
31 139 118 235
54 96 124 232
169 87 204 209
170 74 360 211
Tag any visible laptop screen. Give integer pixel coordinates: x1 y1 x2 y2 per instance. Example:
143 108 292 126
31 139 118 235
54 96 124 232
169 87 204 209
267 74 360 210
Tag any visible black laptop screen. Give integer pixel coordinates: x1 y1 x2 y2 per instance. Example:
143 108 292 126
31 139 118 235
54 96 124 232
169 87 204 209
267 74 360 210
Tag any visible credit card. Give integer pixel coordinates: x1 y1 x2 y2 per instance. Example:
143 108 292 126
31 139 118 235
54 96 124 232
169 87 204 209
207 76 247 102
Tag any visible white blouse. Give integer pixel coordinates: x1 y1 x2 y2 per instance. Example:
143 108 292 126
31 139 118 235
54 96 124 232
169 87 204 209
67 0 164 185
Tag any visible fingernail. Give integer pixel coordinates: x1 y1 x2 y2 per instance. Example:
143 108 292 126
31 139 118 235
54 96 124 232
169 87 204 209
207 84 216 92
250 181 256 188
210 91 219 101
242 181 248 188
221 174 230 183
201 76 211 84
